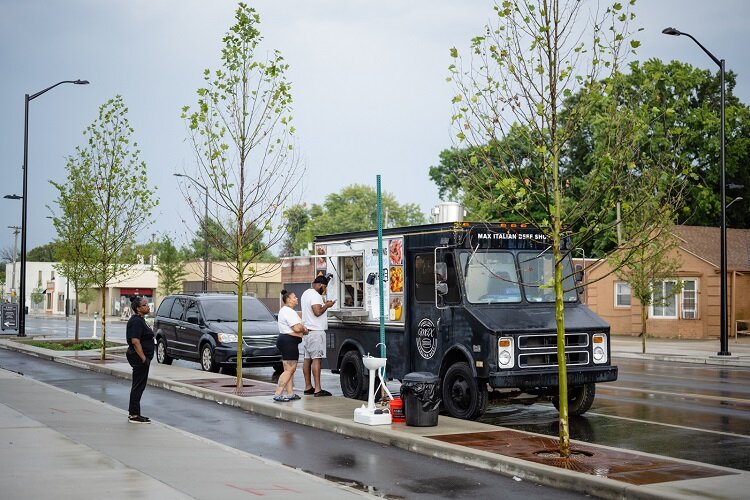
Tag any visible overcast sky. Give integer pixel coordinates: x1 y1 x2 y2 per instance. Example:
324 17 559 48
2 0 748 254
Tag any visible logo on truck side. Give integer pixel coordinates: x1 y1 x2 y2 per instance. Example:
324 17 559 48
416 318 437 359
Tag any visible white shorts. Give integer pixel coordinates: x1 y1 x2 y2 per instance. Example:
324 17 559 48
301 330 326 359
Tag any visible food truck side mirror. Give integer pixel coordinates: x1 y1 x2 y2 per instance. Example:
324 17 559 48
435 282 448 295
574 264 584 283
435 262 448 282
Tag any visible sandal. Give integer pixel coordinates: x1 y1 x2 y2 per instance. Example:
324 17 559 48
287 394 301 401
273 395 290 402
303 387 315 395
313 389 332 397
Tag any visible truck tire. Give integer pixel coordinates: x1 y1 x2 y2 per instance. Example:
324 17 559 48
442 362 488 420
553 383 595 416
340 350 368 400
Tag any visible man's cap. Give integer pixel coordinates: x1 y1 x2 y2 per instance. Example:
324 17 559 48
313 275 330 285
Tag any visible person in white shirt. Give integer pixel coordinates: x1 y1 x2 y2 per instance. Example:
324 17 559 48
301 275 336 397
274 290 308 402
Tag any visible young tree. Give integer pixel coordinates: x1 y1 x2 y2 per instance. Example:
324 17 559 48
182 3 303 389
448 0 686 456
51 159 98 341
68 96 158 359
610 188 683 354
157 235 188 296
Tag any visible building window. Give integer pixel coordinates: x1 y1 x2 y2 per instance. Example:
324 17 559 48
340 255 364 308
615 282 631 307
681 279 698 319
650 280 678 319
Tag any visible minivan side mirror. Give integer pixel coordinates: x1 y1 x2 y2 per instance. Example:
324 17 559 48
186 314 200 325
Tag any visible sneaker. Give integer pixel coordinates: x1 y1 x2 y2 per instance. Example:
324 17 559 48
128 415 151 424
287 394 301 401
313 389 332 397
303 387 315 395
273 395 290 402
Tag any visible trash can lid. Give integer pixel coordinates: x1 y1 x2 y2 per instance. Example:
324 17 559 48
402 371 440 384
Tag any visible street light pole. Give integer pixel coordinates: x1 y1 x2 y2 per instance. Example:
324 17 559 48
662 28 730 356
18 79 89 337
174 173 209 292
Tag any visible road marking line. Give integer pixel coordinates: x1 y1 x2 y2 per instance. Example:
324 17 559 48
586 410 750 439
601 385 750 405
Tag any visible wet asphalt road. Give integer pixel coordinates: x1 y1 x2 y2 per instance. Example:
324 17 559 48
19 317 750 471
0 349 585 500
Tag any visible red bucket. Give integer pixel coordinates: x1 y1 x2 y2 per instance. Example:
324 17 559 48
390 397 405 422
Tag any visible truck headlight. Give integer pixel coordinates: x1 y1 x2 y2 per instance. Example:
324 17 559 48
218 333 238 344
497 337 514 368
592 334 608 364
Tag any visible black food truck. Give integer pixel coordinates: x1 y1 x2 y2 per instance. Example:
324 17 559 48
313 221 617 420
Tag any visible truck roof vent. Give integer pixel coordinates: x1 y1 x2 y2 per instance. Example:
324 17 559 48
431 202 465 223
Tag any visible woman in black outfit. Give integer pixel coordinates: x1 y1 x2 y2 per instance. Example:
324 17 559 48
126 296 155 423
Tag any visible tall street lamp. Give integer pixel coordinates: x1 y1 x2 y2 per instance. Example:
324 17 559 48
662 27 730 356
174 173 209 292
18 79 89 337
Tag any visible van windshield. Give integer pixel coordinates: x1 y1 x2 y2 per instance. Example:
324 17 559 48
518 251 578 302
459 251 522 303
202 298 275 322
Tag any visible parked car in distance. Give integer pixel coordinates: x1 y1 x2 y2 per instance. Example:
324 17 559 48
154 293 282 373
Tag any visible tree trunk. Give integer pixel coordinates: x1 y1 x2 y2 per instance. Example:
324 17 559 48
235 267 244 390
641 303 648 354
100 287 107 360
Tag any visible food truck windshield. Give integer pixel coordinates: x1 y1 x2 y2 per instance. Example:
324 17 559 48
458 249 578 304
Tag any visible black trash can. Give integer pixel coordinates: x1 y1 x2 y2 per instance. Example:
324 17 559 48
400 372 441 427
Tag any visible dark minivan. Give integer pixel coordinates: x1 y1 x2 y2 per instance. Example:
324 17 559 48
154 293 282 373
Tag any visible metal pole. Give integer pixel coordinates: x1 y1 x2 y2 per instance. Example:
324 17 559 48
19 95 29 337
376 175 385 358
718 59 730 355
204 187 208 292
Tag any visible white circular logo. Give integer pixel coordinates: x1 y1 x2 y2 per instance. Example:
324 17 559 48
416 318 437 359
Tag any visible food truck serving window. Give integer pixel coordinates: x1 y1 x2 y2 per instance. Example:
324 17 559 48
340 255 364 308
414 254 435 303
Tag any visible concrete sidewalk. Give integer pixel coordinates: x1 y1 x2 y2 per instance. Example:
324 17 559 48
1 337 749 499
0 369 371 500
611 334 750 367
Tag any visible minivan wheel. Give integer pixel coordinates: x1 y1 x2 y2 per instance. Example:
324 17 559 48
200 344 220 372
442 362 488 420
156 338 173 365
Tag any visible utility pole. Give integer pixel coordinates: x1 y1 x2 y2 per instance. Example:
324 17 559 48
8 226 20 302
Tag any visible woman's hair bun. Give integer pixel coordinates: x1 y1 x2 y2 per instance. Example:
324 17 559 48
280 289 288 295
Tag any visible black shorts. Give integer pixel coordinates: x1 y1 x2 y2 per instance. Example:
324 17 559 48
276 334 302 361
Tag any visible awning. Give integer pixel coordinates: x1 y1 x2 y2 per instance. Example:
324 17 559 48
119 288 153 296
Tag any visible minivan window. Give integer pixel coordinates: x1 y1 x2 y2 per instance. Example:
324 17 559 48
202 298 275 322
156 297 175 317
185 300 200 320
170 298 186 320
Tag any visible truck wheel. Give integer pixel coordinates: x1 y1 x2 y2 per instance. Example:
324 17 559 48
553 383 595 416
156 338 173 365
200 344 220 373
340 351 368 400
442 362 488 420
